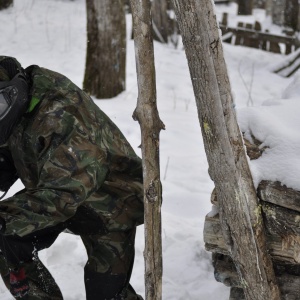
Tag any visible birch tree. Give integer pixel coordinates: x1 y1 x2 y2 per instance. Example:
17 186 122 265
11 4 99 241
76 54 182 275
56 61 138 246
83 0 126 99
130 0 164 299
171 0 281 299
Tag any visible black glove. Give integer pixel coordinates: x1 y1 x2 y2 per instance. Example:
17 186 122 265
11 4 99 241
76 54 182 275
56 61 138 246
0 148 18 193
9 267 30 298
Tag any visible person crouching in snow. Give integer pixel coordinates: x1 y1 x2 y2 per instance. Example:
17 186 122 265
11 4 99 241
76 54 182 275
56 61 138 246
0 56 144 300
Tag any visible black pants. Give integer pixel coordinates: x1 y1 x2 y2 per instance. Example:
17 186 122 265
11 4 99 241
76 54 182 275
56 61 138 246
0 226 142 299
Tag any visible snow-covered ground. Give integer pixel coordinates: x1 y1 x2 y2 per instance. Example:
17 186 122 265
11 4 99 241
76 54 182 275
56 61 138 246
0 1 299 299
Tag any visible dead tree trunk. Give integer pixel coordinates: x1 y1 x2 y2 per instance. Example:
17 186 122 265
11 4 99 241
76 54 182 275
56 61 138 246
171 1 281 299
0 0 12 9
152 0 169 43
237 0 253 15
129 0 164 299
83 0 126 99
284 0 299 31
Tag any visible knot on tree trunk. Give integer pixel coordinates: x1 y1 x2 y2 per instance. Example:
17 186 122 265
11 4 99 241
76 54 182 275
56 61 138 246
146 180 158 203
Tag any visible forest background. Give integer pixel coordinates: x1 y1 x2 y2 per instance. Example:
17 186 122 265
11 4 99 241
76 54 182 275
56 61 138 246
1 0 299 299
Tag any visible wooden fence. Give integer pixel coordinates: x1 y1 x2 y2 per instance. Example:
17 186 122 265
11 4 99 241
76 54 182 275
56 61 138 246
220 13 300 55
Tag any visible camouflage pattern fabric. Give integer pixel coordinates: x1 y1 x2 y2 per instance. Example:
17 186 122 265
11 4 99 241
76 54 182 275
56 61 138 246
0 62 144 299
83 228 141 299
0 65 144 237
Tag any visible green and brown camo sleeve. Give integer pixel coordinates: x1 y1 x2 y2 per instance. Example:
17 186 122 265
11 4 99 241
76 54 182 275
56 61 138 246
0 112 109 237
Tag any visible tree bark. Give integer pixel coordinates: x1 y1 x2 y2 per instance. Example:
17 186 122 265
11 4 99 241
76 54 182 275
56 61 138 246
284 0 299 31
265 0 273 16
0 0 12 10
237 0 253 15
83 0 126 99
171 1 281 299
129 0 164 299
152 0 169 43
254 0 266 9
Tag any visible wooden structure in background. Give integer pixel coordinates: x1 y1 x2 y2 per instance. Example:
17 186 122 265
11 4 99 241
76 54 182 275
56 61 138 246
220 13 300 55
204 137 300 299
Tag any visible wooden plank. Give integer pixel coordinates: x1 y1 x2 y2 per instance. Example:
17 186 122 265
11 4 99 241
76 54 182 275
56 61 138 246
222 31 234 42
269 40 281 54
234 22 244 46
203 215 228 253
219 24 299 47
230 288 245 300
212 253 240 287
258 180 300 213
244 23 254 47
206 181 300 298
221 12 228 27
204 212 300 264
213 253 300 300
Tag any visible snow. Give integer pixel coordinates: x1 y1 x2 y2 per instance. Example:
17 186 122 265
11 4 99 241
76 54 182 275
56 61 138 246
238 98 300 190
0 0 299 299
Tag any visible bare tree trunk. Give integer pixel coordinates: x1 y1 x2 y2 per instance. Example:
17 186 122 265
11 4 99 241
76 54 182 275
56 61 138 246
152 0 169 43
0 0 12 10
284 0 299 31
83 0 126 99
171 1 281 300
129 0 164 299
265 0 273 16
237 0 253 15
254 0 266 9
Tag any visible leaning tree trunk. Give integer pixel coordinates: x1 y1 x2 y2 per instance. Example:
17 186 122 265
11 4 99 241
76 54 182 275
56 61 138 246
0 0 12 10
83 0 126 99
152 0 169 43
237 0 253 15
172 1 281 300
129 0 164 300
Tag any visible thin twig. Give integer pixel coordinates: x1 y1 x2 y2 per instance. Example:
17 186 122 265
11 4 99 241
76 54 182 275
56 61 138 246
163 156 170 180
238 59 255 106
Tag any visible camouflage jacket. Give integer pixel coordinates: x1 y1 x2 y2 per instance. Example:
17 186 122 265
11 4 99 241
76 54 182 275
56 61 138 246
0 66 144 237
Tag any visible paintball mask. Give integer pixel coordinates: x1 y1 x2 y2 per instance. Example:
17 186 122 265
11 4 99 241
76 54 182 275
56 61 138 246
0 57 29 145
